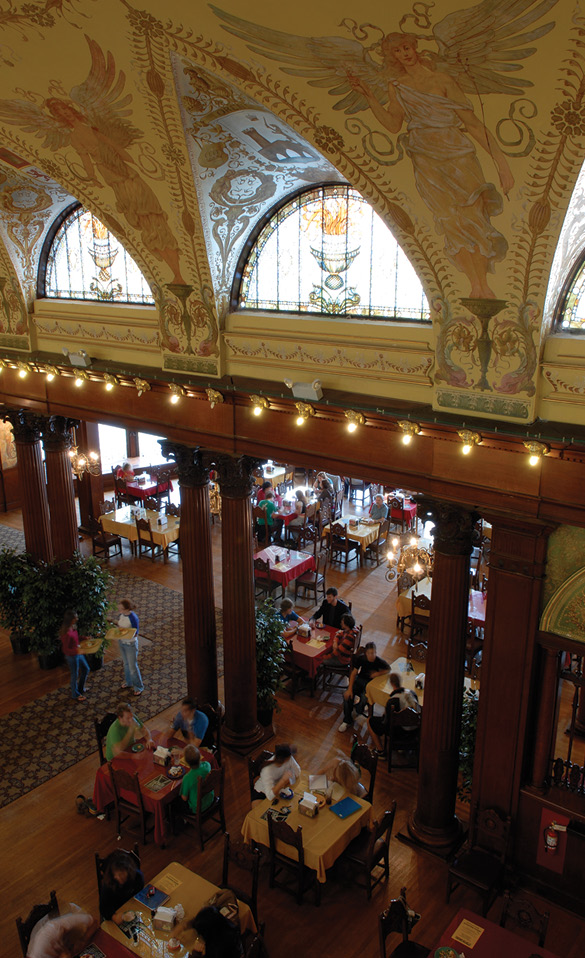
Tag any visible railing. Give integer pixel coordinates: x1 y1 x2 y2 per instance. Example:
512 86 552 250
549 756 585 793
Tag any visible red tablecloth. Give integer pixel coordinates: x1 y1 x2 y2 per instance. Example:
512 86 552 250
390 500 417 523
126 479 171 500
275 507 301 527
255 546 315 586
291 624 335 678
92 733 217 846
435 908 559 958
468 589 487 626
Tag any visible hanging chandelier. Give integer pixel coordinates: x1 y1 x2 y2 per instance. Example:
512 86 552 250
386 533 434 582
69 446 101 479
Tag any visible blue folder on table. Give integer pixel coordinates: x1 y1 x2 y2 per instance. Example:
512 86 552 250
329 796 361 819
133 885 169 909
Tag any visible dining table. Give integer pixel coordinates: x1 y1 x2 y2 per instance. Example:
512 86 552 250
100 506 180 562
275 496 319 528
322 516 381 564
388 495 417 533
254 464 286 486
396 578 487 628
100 860 256 957
92 731 217 847
366 657 426 709
289 623 336 692
241 772 371 883
433 907 559 958
254 545 315 589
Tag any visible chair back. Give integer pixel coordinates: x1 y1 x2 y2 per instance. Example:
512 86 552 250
378 887 426 958
15 891 59 957
254 557 272 581
367 803 397 863
499 890 549 947
165 502 181 516
350 740 378 803
389 496 402 510
99 499 116 515
412 593 431 613
95 843 140 901
144 496 158 511
135 516 153 542
199 701 224 764
221 832 261 926
243 932 269 958
197 765 223 814
397 571 414 593
267 816 304 868
253 505 266 523
377 518 389 542
247 749 274 800
305 501 318 523
94 711 117 765
334 487 344 519
471 804 511 861
109 764 146 826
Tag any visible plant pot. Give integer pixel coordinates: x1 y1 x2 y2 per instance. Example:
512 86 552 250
257 706 274 728
86 652 104 672
37 649 64 670
10 631 30 655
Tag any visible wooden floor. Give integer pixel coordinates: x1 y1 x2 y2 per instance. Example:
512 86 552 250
3 504 585 958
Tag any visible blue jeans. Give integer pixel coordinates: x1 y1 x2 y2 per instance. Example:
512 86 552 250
65 654 89 699
119 638 143 692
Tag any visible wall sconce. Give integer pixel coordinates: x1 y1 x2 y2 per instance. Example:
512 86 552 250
43 365 60 382
69 446 101 479
134 377 150 397
17 362 31 379
206 388 224 409
458 429 481 455
251 394 269 417
524 439 549 466
74 370 89 387
104 373 119 391
295 401 315 426
169 383 186 404
397 420 421 445
345 409 365 433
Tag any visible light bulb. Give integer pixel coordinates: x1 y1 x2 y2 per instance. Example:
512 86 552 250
347 421 357 433
410 537 416 546
46 372 55 382
105 382 114 391
392 538 398 549
253 405 262 416
402 433 412 445
529 454 539 466
462 443 472 455
89 451 99 462
296 416 305 426
74 376 84 387
170 394 179 404
414 561 421 573
387 551 394 562
18 368 27 378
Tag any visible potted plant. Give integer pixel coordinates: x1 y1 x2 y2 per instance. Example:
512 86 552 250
458 690 479 802
0 548 35 654
255 598 288 727
66 553 114 670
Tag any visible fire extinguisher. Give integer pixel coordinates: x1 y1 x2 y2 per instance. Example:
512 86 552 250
544 821 559 853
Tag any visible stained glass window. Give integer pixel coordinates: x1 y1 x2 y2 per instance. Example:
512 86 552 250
44 207 154 304
559 257 585 329
238 185 430 321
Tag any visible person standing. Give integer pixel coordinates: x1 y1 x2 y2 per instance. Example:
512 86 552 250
60 610 90 702
117 598 143 697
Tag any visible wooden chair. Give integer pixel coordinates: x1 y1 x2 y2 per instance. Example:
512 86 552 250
221 831 261 927
135 516 164 562
338 802 397 899
333 486 344 520
408 594 431 657
365 518 389 566
253 504 271 545
99 498 116 515
94 711 117 766
446 804 512 915
387 708 421 773
156 470 173 506
396 572 414 631
109 764 154 844
328 522 359 567
247 750 274 801
254 557 283 600
144 496 159 511
115 477 135 507
199 701 224 766
388 496 406 534
267 816 321 906
283 466 295 491
165 502 181 517
499 889 550 947
182 766 226 851
319 627 362 691
15 891 60 957
349 478 371 505
294 549 328 603
350 737 378 803
280 647 309 699
285 513 307 548
90 516 123 561
242 929 270 958
95 843 140 919
378 887 430 958
300 522 321 557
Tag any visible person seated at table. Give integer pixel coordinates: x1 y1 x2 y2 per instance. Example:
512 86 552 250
370 493 388 521
313 471 341 493
184 905 243 958
256 489 278 544
254 479 273 504
27 907 98 958
338 642 389 733
279 598 304 643
116 461 135 480
251 743 301 806
310 587 350 630
169 696 209 747
99 848 145 923
321 613 359 667
105 702 154 760
179 744 214 815
274 489 307 544
318 750 367 798
368 672 421 755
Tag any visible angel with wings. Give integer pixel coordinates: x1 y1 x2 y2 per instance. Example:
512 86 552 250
213 0 558 299
0 36 184 285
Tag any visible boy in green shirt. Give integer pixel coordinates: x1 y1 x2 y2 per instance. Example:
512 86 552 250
105 703 153 760
180 745 213 812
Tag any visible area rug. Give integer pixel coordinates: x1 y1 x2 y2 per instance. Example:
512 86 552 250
0 526 223 808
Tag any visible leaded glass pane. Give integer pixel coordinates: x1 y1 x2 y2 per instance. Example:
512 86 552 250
239 186 430 321
560 260 585 329
45 207 154 305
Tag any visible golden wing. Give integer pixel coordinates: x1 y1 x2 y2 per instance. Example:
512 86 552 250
210 5 388 114
431 0 558 95
70 35 142 146
0 98 70 150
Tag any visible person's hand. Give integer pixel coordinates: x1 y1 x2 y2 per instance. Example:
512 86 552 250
145 737 155 750
343 688 352 700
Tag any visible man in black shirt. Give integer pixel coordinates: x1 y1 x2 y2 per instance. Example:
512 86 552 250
310 587 350 630
339 641 389 732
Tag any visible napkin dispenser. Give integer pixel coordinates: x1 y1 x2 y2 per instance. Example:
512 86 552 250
298 791 319 818
153 746 171 766
152 906 175 932
297 623 311 638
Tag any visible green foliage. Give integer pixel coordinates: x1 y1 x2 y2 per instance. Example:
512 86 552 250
255 598 288 712
458 691 479 802
0 548 35 634
66 553 115 655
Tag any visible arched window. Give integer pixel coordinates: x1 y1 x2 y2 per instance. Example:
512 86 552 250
237 185 430 322
556 253 585 330
40 205 154 305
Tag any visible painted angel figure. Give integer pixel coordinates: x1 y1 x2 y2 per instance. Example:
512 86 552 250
213 0 558 299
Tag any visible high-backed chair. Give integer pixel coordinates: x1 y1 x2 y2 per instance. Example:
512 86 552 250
253 505 270 545
396 572 414 632
99 498 116 515
499 890 550 947
253 557 283 600
338 802 397 899
94 711 117 766
294 549 328 603
95 843 140 919
15 891 59 957
90 516 123 561
199 701 224 766
365 519 389 566
182 766 226 851
166 502 181 517
109 764 154 844
267 816 320 905
247 750 274 801
144 496 159 511
285 512 307 548
410 593 431 638
221 832 261 927
350 738 378 803
446 804 512 915
135 516 164 561
378 887 430 958
115 477 135 507
387 708 421 773
328 522 359 567
319 627 362 691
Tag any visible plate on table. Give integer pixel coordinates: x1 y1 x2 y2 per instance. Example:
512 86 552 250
167 765 184 778
434 948 462 958
131 743 144 753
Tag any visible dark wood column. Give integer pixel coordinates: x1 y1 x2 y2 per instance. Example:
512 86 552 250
41 415 79 562
160 440 218 707
75 421 104 533
530 642 561 789
472 519 548 816
3 409 53 562
216 453 263 751
408 500 477 853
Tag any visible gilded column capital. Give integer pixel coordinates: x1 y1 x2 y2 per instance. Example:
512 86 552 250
2 407 46 444
214 454 263 499
416 497 478 556
159 440 210 488
41 415 79 451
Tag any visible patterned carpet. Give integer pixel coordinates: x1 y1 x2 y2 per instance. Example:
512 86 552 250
0 525 223 808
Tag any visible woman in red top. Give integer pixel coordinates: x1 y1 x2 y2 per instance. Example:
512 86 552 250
60 610 90 702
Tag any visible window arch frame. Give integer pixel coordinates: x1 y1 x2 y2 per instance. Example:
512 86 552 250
553 245 585 332
231 182 430 323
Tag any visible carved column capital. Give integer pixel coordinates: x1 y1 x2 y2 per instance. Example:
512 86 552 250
159 440 210 487
416 497 478 556
41 415 79 451
214 454 263 499
3 407 46 444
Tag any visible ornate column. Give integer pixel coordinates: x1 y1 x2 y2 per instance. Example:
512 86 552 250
215 453 263 751
160 440 218 707
41 415 79 561
530 643 561 789
75 421 104 533
408 500 477 853
3 409 53 562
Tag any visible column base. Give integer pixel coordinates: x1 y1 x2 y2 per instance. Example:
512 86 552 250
398 809 465 861
222 721 268 756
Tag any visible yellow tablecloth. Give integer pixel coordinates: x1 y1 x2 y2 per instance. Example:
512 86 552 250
100 507 180 550
396 577 432 620
241 774 371 882
101 861 256 956
323 517 380 555
254 465 286 485
367 662 426 708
